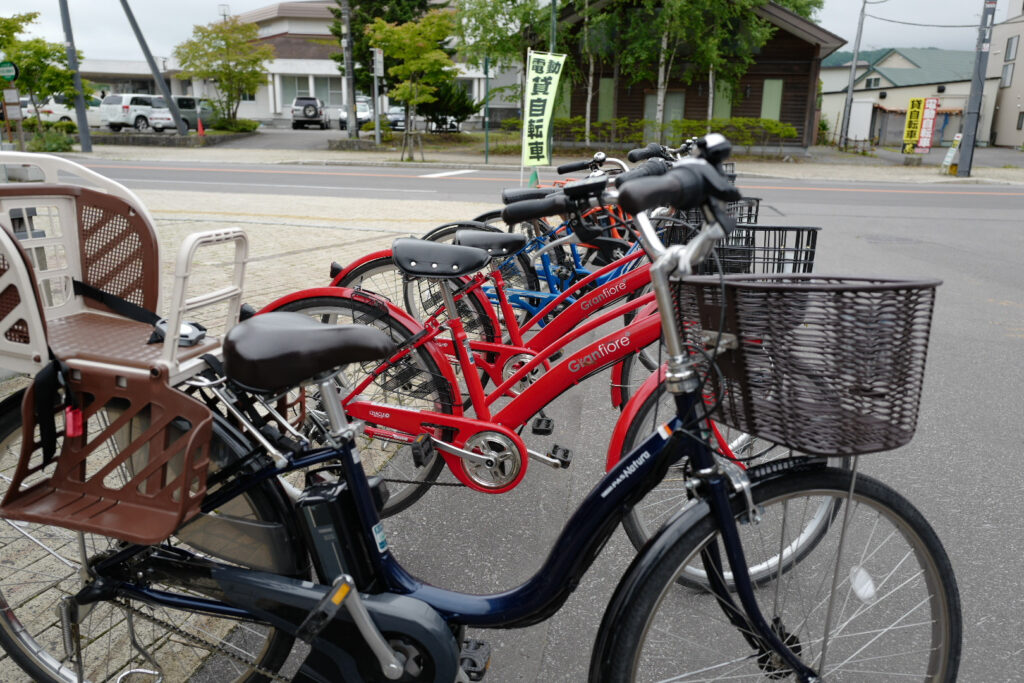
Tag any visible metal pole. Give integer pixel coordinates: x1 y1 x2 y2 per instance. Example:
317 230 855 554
838 0 866 149
119 0 186 134
373 71 380 145
57 0 91 152
484 55 490 164
550 0 557 52
340 0 358 140
957 0 997 178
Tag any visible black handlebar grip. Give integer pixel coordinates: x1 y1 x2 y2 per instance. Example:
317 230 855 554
556 159 592 175
627 142 665 163
618 167 705 216
614 159 670 188
501 193 571 225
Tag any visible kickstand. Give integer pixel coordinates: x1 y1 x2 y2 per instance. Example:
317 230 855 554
59 596 85 682
115 605 164 682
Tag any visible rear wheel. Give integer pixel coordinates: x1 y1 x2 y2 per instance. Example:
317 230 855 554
593 467 961 682
133 115 149 132
0 392 299 683
274 295 455 515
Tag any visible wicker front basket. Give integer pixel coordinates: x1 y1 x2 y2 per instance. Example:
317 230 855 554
673 275 940 456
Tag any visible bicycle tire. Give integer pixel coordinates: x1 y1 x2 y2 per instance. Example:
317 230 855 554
616 379 845 569
592 466 962 682
275 295 453 515
0 390 300 683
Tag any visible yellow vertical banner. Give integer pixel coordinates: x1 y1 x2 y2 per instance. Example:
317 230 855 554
902 98 925 154
522 50 567 168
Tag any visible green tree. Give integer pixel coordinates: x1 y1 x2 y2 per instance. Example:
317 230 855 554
172 17 275 121
367 10 458 114
455 0 549 72
328 0 432 97
416 79 480 131
3 37 84 119
0 12 37 51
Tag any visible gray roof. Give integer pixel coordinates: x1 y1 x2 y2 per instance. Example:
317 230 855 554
821 48 889 68
861 48 976 87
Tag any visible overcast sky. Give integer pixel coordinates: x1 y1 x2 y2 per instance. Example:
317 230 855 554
0 0 1016 61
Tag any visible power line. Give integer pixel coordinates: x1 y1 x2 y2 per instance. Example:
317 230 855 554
864 13 976 29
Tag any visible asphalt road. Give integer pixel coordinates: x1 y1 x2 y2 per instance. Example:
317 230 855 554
11 155 1023 680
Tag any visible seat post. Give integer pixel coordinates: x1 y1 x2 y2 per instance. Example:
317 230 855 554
316 374 357 444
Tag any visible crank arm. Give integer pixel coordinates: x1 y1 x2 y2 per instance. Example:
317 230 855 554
430 436 500 467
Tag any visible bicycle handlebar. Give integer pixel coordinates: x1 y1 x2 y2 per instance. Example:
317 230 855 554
627 142 667 163
556 159 592 175
614 158 671 188
617 159 741 217
501 192 572 225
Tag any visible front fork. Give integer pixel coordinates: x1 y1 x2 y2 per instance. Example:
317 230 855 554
673 388 820 682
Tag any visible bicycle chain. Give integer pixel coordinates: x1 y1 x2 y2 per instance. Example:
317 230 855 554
113 598 292 683
383 476 465 487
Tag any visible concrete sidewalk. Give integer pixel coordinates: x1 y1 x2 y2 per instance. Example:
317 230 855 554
66 141 1024 186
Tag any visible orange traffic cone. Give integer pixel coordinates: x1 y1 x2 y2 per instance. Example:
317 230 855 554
197 117 205 137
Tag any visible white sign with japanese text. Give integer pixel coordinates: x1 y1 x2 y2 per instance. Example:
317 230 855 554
521 50 567 167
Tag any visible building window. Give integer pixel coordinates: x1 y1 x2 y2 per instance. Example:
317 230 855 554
314 76 344 106
1001 63 1014 88
241 92 256 102
865 77 880 88
760 79 783 121
1007 35 1019 62
1017 111 1024 130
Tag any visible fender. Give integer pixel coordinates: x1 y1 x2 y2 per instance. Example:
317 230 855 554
588 460 831 681
328 248 393 286
605 365 666 472
258 287 465 414
609 301 661 408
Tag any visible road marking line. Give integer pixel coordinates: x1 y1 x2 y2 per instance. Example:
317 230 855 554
418 169 478 178
113 178 436 193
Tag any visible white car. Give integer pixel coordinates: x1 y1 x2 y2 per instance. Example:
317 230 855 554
149 96 215 132
37 95 103 128
99 93 158 132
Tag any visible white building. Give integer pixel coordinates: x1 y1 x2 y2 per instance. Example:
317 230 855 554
821 48 998 147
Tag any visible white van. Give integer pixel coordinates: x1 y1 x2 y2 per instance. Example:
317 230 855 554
99 94 158 132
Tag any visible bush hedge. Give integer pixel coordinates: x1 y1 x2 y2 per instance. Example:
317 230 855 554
545 116 798 152
211 118 260 133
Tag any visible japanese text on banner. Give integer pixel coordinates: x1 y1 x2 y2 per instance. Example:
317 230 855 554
914 97 939 154
902 98 925 154
521 50 566 167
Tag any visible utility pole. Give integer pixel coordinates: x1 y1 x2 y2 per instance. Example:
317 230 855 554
57 0 91 152
119 0 186 135
340 0 358 140
550 0 557 52
838 0 867 149
958 0 998 178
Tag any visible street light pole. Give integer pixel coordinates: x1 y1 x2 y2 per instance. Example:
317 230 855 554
838 0 867 149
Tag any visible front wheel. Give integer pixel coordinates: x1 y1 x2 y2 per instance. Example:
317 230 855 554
592 466 961 682
133 115 149 132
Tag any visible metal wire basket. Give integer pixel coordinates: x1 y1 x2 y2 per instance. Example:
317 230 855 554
679 197 759 226
697 225 818 275
672 275 941 456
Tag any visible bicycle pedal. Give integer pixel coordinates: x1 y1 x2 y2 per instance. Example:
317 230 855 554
410 433 437 468
531 417 554 435
460 639 491 681
548 445 572 468
296 575 352 644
